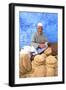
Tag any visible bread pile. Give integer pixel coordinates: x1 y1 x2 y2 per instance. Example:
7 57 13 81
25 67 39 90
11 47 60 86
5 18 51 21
45 55 58 76
31 54 46 77
19 47 58 78
19 54 32 77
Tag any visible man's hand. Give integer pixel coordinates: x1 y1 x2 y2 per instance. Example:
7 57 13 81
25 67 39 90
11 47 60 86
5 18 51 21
39 44 46 48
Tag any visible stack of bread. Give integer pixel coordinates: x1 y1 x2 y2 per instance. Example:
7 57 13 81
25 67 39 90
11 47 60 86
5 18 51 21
19 47 58 78
45 55 58 76
19 53 32 78
30 54 46 77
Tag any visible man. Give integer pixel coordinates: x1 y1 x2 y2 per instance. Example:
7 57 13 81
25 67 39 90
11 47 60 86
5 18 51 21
31 23 48 49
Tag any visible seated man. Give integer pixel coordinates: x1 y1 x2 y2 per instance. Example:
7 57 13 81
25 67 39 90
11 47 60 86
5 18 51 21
31 23 48 54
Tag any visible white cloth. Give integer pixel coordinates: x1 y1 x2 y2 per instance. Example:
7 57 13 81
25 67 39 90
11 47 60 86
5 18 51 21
20 46 38 58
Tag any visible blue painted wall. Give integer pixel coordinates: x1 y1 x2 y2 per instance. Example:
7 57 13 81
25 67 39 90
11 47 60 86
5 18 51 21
19 12 58 48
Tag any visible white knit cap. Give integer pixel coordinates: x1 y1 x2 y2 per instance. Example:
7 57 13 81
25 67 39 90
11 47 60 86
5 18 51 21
37 22 43 27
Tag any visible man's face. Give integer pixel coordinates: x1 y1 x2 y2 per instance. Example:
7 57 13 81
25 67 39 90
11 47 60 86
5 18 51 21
37 26 43 34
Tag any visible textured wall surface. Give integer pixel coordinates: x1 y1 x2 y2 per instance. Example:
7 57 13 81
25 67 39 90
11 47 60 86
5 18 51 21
19 12 58 48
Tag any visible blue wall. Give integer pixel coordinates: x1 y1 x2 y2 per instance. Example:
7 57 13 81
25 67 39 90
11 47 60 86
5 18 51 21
19 12 58 48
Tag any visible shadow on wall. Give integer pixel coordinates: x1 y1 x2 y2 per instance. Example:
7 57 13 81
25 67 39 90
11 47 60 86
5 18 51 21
19 12 58 48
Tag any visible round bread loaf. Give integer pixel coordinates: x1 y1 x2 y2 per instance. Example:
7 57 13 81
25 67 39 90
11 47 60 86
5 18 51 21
46 55 57 65
19 54 32 75
19 56 27 75
44 47 52 56
22 54 32 71
34 55 45 65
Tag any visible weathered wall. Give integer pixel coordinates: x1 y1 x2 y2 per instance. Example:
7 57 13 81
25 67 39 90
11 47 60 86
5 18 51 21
19 12 58 48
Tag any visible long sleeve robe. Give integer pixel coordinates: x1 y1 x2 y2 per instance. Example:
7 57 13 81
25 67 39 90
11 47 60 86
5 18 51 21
31 32 48 48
